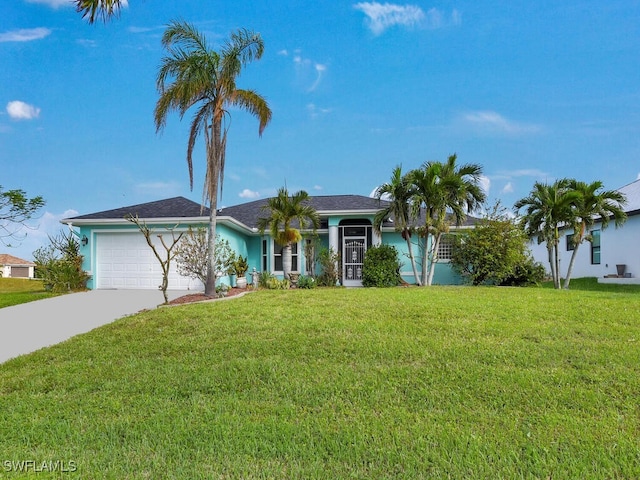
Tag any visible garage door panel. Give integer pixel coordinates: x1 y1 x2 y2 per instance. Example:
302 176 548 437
96 232 203 290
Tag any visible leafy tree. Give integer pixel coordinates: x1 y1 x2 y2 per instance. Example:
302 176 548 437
174 227 235 285
373 165 421 285
257 187 320 280
409 154 485 286
1 186 45 246
562 180 626 289
362 244 402 287
514 179 577 289
74 0 124 23
450 203 543 286
316 247 341 287
155 21 271 296
33 230 89 292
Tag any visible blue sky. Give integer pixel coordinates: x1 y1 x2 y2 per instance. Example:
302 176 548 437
2 0 640 260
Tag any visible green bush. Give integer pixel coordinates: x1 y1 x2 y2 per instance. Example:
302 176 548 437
500 256 546 286
362 244 401 288
296 275 316 289
316 247 340 287
33 230 90 292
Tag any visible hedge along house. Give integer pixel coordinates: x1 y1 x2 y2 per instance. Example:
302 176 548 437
62 195 475 290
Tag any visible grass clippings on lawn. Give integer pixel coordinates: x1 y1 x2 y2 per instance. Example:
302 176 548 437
1 285 639 479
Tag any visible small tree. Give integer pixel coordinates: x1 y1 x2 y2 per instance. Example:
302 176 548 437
316 247 341 287
33 230 89 292
362 244 402 287
1 186 45 246
174 227 235 286
127 215 183 304
450 203 544 286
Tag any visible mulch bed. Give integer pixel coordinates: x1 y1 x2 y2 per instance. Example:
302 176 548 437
168 287 248 305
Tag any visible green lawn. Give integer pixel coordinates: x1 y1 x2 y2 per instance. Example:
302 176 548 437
1 286 639 478
0 278 57 308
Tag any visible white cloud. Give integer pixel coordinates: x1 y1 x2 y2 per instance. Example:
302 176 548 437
479 175 491 197
0 28 51 42
307 103 332 119
309 63 327 92
76 38 97 48
290 49 328 92
313 185 323 191
278 49 289 56
501 182 514 194
500 169 549 178
25 0 71 8
461 111 542 135
637 172 640 180
6 101 41 120
354 2 425 35
239 189 260 199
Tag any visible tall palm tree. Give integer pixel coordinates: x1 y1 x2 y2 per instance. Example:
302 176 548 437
514 179 576 289
563 180 627 289
155 21 272 296
257 188 320 280
373 165 421 285
74 0 124 23
409 154 485 286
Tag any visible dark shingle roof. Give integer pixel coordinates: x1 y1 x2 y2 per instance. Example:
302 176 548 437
68 197 210 220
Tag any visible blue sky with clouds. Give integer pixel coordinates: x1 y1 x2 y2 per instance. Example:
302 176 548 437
2 0 640 260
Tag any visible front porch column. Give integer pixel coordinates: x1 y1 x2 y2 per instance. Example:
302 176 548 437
372 227 381 246
328 225 339 254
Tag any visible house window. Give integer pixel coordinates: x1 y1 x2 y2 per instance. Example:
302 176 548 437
590 230 601 265
262 239 268 272
273 242 298 272
437 234 454 261
566 233 575 251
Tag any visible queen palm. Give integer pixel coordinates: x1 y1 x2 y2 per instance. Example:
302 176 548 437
410 154 485 286
257 188 320 280
155 21 271 296
562 180 626 289
373 165 421 285
74 0 124 23
514 179 575 289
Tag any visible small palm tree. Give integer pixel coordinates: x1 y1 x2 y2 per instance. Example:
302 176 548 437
155 21 271 296
410 154 485 286
373 165 421 285
563 180 626 289
514 179 576 289
257 188 320 280
74 0 124 23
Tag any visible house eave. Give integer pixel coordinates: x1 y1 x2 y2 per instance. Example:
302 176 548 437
61 215 256 233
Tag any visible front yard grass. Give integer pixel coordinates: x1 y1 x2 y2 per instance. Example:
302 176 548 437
1 286 639 478
0 278 57 308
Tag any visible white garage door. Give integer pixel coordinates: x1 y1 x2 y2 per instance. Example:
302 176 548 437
96 232 203 290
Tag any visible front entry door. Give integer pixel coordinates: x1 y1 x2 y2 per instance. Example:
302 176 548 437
343 237 366 287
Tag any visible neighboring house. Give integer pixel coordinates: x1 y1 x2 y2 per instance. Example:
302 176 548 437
0 254 36 279
62 195 476 290
528 178 640 284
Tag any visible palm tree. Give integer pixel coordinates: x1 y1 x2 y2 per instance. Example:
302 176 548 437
514 179 576 289
155 21 272 296
257 188 320 280
373 165 421 285
562 180 627 289
74 0 124 23
409 154 485 286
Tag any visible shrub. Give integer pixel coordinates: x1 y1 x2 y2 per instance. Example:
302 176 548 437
316 247 340 287
33 230 89 292
500 257 546 286
296 275 316 289
175 228 235 284
258 271 275 288
362 244 402 288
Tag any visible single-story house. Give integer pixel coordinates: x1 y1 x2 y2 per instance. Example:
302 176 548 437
0 254 36 279
62 195 476 290
527 178 640 284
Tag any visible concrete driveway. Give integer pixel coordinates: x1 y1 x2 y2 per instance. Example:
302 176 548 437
0 289 193 364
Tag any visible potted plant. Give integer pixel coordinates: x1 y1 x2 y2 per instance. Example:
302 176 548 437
234 255 249 288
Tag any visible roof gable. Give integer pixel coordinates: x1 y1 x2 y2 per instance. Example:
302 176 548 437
0 254 35 266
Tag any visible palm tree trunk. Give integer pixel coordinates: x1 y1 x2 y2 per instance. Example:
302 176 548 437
204 124 221 297
205 196 218 296
282 243 292 279
427 232 442 286
562 244 580 290
420 236 429 286
405 235 422 286
546 244 556 288
553 241 561 289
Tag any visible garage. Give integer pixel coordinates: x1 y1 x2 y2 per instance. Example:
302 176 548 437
95 232 202 290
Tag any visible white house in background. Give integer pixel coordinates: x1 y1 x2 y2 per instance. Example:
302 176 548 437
528 178 640 284
0 254 36 279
